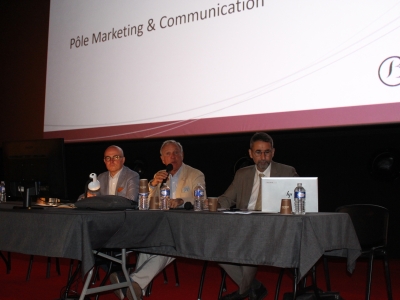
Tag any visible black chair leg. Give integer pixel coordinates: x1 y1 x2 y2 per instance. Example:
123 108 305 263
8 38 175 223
292 269 298 300
7 252 11 273
323 256 331 291
64 261 82 299
26 255 34 281
218 268 227 300
301 276 307 290
173 260 179 286
68 259 75 284
146 279 153 296
274 268 285 300
92 266 101 285
162 267 168 284
56 257 61 275
366 252 374 300
0 251 11 274
383 251 393 300
311 265 321 300
46 257 51 278
220 267 227 293
197 261 208 300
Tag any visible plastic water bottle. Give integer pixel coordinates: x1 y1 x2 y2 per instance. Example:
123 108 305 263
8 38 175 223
193 183 205 212
0 181 6 203
294 183 306 214
160 183 170 210
138 179 149 210
139 192 149 210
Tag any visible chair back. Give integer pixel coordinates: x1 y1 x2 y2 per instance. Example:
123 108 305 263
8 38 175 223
336 204 389 250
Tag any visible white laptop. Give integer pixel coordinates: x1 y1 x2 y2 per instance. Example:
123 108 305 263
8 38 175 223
261 177 318 213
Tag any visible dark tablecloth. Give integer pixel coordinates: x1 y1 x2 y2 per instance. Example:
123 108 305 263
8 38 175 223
130 211 361 280
0 204 361 280
0 207 175 275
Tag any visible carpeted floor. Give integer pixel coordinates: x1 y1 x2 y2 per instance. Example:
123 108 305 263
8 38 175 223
0 253 397 300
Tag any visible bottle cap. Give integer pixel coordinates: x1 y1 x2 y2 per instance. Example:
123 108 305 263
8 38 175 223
139 179 149 193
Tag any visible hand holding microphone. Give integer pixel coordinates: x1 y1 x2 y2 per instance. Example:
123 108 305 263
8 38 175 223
151 164 173 186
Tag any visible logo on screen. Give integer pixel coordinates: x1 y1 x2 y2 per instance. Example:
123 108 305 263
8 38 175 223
378 56 400 86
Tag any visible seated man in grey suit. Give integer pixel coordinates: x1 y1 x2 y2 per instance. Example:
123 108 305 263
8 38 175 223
111 140 206 300
79 145 139 201
218 132 298 300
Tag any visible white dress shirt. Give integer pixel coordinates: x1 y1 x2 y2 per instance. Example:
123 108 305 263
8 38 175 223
108 169 122 195
247 164 271 210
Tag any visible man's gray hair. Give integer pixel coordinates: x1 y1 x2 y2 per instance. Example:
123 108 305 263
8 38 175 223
160 140 183 155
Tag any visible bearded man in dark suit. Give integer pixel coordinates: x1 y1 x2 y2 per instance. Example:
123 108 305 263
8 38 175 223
218 132 298 300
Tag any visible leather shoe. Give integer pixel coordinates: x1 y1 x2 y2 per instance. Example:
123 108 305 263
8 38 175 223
126 281 142 300
109 272 125 300
249 283 268 300
221 290 249 300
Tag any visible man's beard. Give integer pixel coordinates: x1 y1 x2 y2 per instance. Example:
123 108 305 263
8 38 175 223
256 160 270 171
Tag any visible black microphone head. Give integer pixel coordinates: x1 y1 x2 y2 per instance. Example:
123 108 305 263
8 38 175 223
161 164 174 185
184 202 193 210
166 164 173 173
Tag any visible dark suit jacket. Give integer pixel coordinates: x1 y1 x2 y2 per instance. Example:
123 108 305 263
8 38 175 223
218 161 298 209
97 165 139 201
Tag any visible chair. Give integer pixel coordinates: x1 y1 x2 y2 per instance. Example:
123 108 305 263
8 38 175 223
197 261 227 300
1 251 11 274
274 266 320 300
324 204 393 300
26 255 60 281
145 260 180 297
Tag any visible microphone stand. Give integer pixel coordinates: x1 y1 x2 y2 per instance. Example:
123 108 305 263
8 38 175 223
84 179 92 198
14 182 40 209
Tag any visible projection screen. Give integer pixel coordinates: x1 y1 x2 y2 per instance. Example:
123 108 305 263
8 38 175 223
44 0 400 142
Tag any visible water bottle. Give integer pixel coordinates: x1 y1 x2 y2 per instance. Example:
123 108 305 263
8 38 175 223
193 183 205 212
0 181 6 203
294 183 306 214
138 179 149 210
160 183 170 210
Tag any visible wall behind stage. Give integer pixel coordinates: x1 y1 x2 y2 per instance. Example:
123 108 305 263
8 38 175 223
0 0 49 143
1 1 400 258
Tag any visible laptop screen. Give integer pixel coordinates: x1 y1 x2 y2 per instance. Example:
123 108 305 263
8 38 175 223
261 177 318 213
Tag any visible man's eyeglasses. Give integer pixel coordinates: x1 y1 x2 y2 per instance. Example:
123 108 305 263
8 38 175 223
104 155 123 162
253 150 272 157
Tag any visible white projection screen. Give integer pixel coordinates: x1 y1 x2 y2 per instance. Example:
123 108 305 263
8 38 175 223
44 0 400 142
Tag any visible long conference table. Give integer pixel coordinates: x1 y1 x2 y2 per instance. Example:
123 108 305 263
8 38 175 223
0 203 361 299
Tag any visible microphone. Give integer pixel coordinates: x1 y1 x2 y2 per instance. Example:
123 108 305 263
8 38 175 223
88 173 101 192
161 164 173 185
184 202 194 210
170 201 193 210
